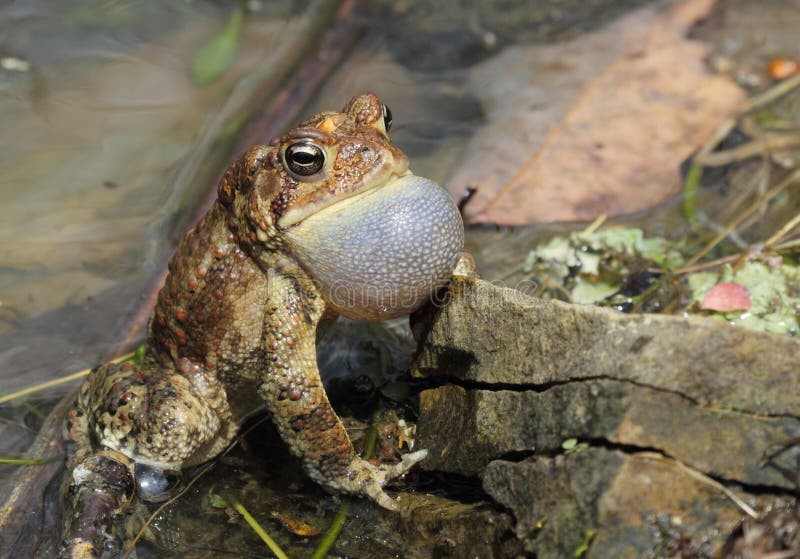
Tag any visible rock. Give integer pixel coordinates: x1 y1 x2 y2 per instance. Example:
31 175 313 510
483 448 753 558
417 382 799 489
412 277 800 557
414 279 800 415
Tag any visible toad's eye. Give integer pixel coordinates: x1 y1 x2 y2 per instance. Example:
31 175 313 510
381 103 392 133
284 141 325 177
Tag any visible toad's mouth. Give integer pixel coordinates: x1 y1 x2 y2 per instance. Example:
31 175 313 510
276 168 413 229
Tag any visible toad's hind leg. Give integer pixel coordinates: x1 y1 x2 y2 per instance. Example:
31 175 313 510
60 360 236 558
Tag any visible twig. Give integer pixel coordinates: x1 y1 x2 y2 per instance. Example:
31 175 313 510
764 210 800 247
668 253 740 275
684 68 800 225
698 119 738 157
725 157 771 228
635 452 758 519
579 214 607 236
696 133 800 167
0 351 135 405
774 237 800 251
742 71 800 114
758 551 796 559
0 456 61 465
684 168 800 267
669 211 800 275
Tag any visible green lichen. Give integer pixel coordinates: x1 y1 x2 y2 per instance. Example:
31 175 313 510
521 226 800 335
524 227 684 307
688 261 800 334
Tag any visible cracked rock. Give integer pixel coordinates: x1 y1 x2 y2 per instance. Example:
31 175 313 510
412 276 800 557
483 448 753 558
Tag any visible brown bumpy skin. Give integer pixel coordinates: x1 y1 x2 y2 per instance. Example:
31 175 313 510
60 93 463 557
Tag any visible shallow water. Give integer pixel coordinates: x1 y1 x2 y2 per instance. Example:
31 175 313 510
0 0 346 394
2 0 797 556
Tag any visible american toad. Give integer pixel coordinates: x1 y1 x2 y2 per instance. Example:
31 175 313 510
60 93 464 557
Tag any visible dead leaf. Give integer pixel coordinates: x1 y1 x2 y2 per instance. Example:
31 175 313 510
448 0 745 225
700 282 751 312
270 511 320 536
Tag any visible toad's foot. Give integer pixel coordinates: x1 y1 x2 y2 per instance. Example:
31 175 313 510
335 449 428 511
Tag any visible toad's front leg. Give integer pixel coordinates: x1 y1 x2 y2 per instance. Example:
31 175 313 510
260 269 426 510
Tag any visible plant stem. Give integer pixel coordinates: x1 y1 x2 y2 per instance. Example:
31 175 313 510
226 494 291 559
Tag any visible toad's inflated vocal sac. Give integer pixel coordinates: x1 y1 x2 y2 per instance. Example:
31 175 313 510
60 93 464 557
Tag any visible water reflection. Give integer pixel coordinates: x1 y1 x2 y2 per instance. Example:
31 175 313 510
0 0 333 393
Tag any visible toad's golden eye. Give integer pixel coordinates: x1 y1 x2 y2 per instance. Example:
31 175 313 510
381 104 392 132
284 141 325 177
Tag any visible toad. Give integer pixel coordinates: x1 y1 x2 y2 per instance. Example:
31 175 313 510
60 93 464 557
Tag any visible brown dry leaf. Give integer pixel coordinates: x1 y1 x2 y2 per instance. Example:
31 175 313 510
449 0 745 225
